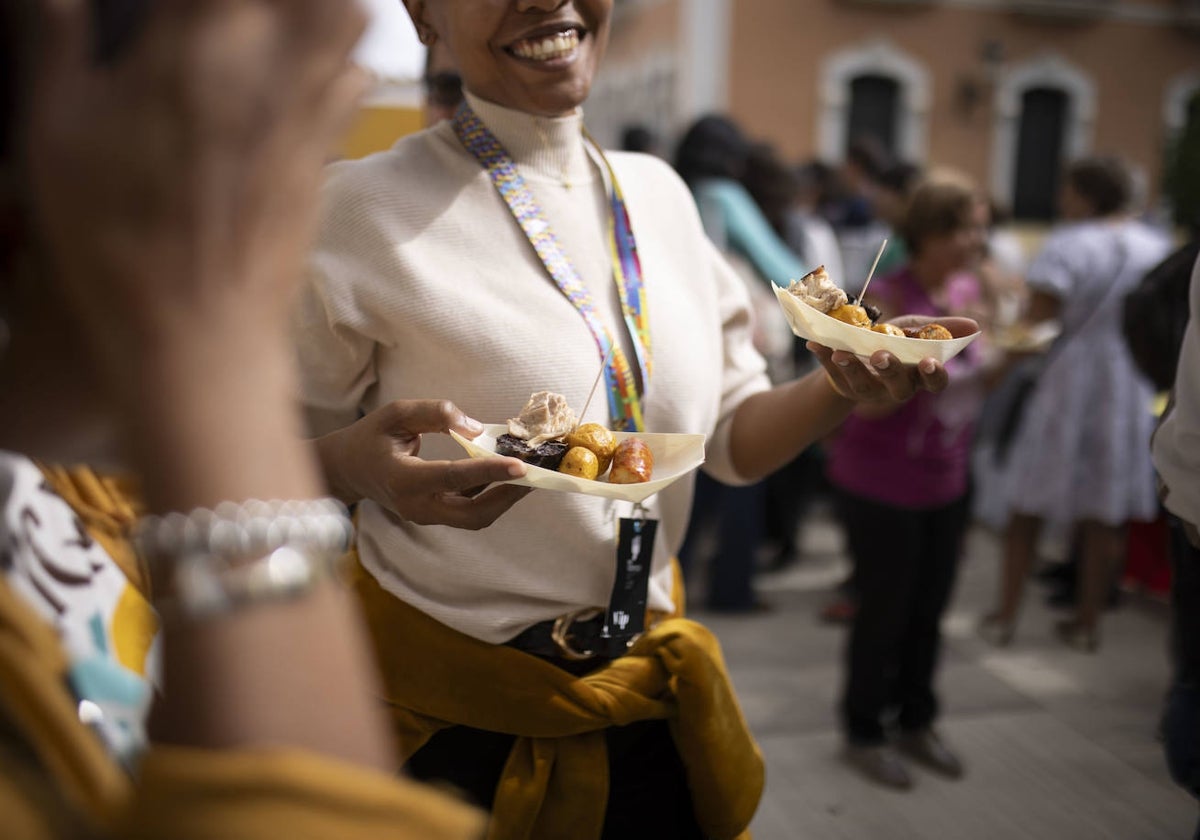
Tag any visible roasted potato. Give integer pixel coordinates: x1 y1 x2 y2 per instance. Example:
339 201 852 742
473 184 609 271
564 422 617 474
558 446 600 480
915 323 953 340
828 304 872 328
870 323 906 336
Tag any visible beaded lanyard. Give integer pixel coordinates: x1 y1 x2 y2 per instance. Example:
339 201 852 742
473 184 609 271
452 102 651 432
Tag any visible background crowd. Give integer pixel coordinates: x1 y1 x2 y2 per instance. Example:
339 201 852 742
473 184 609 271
2 0 1200 837
615 108 1199 794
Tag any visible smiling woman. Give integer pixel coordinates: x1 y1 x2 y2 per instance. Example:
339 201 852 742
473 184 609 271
293 0 959 836
406 0 611 117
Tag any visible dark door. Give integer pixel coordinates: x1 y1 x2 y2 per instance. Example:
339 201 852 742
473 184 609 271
846 74 900 159
1012 87 1068 221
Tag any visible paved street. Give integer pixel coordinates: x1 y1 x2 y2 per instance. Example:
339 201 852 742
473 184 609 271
696 506 1198 840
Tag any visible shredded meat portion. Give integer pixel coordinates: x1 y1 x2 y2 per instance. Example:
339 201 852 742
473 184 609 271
786 265 847 314
507 391 577 446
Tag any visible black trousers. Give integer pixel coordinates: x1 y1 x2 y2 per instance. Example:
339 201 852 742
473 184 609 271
835 489 971 745
1165 517 1200 810
679 471 763 610
405 653 705 839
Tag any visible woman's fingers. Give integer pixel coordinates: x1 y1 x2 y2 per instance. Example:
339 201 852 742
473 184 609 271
826 351 910 402
26 0 371 337
285 0 368 55
285 1 370 142
864 350 918 401
389 458 532 530
427 485 535 531
916 357 949 392
32 0 88 85
864 350 947 399
326 400 533 531
376 399 486 441
312 63 371 151
404 456 527 495
808 342 949 403
806 343 855 399
827 350 880 399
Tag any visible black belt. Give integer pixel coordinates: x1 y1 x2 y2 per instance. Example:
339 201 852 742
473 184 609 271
506 609 621 662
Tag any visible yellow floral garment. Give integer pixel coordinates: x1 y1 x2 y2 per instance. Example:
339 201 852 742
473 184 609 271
0 458 485 840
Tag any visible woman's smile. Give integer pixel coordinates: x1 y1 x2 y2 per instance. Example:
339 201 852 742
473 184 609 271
409 0 613 117
505 25 583 66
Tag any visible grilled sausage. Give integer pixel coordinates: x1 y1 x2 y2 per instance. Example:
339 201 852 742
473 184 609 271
608 437 654 484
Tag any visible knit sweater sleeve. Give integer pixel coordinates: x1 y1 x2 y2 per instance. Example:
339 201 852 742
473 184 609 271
703 234 773 485
293 160 390 436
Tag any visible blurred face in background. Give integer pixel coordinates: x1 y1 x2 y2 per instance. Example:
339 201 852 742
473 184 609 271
914 199 989 281
1058 181 1092 221
874 185 907 228
406 0 613 117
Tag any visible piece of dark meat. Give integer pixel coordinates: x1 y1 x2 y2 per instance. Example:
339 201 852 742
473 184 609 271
495 434 569 471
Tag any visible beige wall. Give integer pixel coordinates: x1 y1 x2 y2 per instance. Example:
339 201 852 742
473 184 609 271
729 1 1200 200
603 0 681 66
587 0 683 148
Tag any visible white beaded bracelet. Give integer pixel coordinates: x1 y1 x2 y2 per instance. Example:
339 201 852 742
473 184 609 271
134 498 354 618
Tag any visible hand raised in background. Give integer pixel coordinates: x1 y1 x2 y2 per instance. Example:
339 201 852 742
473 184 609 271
23 0 368 379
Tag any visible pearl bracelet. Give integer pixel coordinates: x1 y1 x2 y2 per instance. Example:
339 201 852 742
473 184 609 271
134 498 354 618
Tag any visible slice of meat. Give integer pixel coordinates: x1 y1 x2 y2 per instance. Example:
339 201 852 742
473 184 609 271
495 434 569 471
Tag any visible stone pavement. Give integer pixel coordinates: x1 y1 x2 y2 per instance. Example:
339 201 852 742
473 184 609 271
694 506 1198 840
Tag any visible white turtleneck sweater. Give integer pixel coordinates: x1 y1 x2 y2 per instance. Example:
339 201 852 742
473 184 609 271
295 94 770 643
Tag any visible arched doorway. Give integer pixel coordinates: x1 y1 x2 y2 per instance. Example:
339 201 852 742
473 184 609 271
1012 87 1069 221
1164 75 1200 229
991 53 1095 215
1164 71 1200 141
847 74 900 159
818 39 930 165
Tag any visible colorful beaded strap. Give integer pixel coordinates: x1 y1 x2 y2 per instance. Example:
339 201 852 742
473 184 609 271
452 102 651 432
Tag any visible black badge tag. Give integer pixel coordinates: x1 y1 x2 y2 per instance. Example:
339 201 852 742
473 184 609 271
599 504 658 657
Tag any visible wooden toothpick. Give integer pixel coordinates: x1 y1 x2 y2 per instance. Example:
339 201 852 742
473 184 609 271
856 238 889 305
577 346 613 424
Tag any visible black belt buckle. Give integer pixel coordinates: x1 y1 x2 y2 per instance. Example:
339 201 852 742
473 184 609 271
550 609 602 661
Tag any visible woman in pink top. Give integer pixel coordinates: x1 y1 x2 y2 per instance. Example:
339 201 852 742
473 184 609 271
827 174 989 791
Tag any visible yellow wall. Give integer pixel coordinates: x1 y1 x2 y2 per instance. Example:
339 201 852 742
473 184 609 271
340 104 424 160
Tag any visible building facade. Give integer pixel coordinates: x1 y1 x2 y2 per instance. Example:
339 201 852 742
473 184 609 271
593 0 1200 219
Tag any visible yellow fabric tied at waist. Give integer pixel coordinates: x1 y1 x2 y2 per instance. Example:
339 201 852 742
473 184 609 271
346 553 764 840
